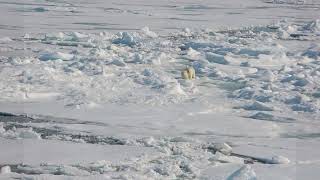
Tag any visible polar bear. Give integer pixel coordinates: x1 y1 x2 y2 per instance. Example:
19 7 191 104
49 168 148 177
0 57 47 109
181 66 195 80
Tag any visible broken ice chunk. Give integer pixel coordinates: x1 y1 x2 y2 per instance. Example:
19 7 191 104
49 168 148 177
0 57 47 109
269 155 290 164
206 52 229 65
227 165 257 180
208 142 233 155
39 52 74 61
0 166 11 174
242 101 274 111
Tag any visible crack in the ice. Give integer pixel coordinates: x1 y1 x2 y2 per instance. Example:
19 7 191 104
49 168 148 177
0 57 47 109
1 121 126 145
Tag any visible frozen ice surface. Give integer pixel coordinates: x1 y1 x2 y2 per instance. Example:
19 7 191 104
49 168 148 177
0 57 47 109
0 0 320 179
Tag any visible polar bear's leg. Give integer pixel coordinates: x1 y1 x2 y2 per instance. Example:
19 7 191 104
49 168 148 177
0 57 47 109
187 67 195 79
182 70 189 79
191 68 195 79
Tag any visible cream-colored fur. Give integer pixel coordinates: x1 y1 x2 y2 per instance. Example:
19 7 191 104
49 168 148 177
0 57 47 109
181 67 195 80
187 67 195 79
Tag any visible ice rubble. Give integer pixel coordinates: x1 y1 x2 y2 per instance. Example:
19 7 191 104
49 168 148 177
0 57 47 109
0 134 293 179
0 20 319 112
0 123 41 140
303 19 320 33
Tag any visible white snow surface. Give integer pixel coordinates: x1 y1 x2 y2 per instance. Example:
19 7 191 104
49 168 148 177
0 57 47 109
1 0 320 179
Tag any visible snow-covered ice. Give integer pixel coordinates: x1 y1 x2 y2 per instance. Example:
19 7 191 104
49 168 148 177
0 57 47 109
0 166 11 174
0 0 320 179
